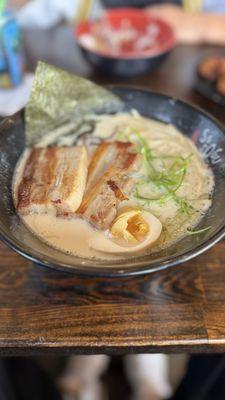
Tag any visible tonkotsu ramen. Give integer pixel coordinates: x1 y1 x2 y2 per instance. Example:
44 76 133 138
13 112 214 260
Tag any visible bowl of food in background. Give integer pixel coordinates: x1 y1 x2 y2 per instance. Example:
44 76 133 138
75 7 175 77
196 55 225 106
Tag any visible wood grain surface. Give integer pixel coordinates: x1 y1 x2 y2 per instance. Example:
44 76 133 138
1 42 225 355
0 237 225 356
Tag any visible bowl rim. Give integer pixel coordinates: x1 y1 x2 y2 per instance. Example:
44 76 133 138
1 87 225 277
75 8 175 60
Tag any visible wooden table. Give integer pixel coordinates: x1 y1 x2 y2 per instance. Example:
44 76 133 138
1 42 225 356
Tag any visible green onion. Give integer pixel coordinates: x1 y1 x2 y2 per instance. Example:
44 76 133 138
118 126 194 215
186 226 211 235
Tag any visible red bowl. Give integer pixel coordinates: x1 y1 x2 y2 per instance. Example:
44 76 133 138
76 7 175 60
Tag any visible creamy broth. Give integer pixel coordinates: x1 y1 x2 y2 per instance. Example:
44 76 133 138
13 113 214 260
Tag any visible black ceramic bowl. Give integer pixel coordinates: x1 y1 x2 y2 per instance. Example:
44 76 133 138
196 74 225 107
1 88 225 277
75 8 175 77
78 47 170 78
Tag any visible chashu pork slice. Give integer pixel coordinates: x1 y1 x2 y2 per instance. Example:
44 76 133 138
17 146 88 215
50 146 88 214
77 141 141 230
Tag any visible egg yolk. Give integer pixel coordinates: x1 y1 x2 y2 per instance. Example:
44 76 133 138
111 210 149 243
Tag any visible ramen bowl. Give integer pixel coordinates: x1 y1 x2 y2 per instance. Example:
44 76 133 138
75 8 175 77
0 88 225 277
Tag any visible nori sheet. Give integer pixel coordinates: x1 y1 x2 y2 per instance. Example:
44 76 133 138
25 61 124 146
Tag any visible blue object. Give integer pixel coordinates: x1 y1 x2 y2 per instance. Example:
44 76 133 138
203 0 225 13
0 10 23 86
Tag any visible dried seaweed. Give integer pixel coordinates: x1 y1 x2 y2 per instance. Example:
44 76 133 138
25 61 124 146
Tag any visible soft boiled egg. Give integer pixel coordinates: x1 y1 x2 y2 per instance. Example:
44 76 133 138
89 210 162 254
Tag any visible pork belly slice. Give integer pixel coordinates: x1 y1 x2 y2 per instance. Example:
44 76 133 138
77 141 141 230
17 146 88 215
17 147 56 215
86 141 132 190
50 146 88 214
